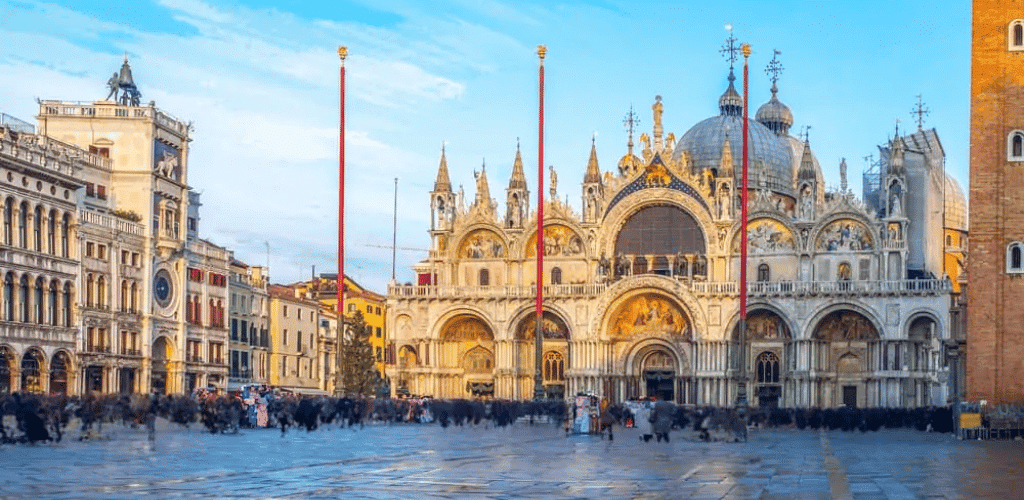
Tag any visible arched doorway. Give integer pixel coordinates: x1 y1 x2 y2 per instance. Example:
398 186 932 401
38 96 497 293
0 346 12 393
515 311 570 399
151 336 172 395
439 314 494 398
640 348 676 401
21 349 44 393
737 309 791 408
49 351 70 395
812 310 879 407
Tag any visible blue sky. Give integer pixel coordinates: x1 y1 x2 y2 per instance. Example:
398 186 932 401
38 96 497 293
0 0 971 292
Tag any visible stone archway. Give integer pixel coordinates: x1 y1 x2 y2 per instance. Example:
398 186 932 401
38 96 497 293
151 336 173 395
438 314 495 398
21 349 44 393
49 351 71 395
515 310 570 399
811 310 879 407
0 346 12 393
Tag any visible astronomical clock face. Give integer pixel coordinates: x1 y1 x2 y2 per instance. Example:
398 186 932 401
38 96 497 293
153 269 173 308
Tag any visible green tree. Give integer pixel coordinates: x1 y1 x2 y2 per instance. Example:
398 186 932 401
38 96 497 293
337 310 379 397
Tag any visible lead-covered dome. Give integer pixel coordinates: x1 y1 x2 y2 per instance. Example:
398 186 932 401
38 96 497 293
756 93 793 135
944 173 968 231
673 115 794 196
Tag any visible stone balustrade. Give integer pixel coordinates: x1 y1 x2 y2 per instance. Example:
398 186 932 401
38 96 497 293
389 278 951 299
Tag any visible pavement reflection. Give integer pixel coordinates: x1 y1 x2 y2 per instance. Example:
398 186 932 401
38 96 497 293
0 420 1020 499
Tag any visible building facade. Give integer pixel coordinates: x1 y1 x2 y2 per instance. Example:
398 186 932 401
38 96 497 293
268 285 323 393
0 115 84 394
967 1 1024 404
228 255 270 390
1 56 232 395
387 57 963 408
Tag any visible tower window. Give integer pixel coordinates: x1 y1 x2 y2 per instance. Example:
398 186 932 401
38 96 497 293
1008 242 1024 274
757 263 770 282
551 267 562 285
479 268 490 286
1010 20 1024 50
1010 131 1024 160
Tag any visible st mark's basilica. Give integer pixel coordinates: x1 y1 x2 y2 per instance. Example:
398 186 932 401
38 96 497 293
386 48 966 410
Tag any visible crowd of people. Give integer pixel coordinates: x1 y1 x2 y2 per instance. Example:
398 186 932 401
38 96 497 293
0 388 996 445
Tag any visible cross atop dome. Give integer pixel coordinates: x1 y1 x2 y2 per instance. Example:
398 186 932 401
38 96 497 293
766 49 784 94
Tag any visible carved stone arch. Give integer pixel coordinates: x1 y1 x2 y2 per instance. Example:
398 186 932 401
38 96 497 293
726 303 795 341
805 303 883 341
521 222 589 261
597 187 716 260
448 223 509 262
507 303 572 342
730 215 798 254
593 275 707 342
811 216 877 253
432 308 496 342
49 349 73 395
394 313 415 341
20 347 46 392
903 309 943 342
622 337 690 376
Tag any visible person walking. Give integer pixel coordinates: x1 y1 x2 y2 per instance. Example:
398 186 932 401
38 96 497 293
635 400 653 442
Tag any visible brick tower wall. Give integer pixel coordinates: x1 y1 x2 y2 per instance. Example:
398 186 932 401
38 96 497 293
967 0 1024 404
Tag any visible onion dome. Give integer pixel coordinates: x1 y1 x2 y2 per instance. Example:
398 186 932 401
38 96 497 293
944 173 968 231
756 85 793 136
718 72 743 117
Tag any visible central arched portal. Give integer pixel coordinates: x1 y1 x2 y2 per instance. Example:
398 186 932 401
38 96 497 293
609 292 693 403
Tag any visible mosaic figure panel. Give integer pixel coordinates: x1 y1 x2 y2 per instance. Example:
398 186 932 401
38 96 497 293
441 316 494 342
745 311 791 340
517 311 570 340
813 311 879 341
609 293 690 339
734 219 795 254
459 230 505 259
525 224 584 257
816 219 874 252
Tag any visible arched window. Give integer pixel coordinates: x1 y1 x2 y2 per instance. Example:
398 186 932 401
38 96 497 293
757 263 770 282
543 351 565 382
17 201 27 248
1010 243 1023 272
48 281 58 326
1011 132 1024 159
62 282 72 327
217 300 224 327
3 273 13 321
1011 20 1024 50
33 205 42 251
34 277 44 324
479 268 490 286
3 197 12 245
19 275 29 322
121 280 129 311
60 213 70 257
21 351 41 393
756 351 780 384
209 299 215 326
130 282 138 313
551 267 562 285
47 209 56 255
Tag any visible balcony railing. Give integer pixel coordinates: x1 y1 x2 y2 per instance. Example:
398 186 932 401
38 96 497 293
120 348 142 356
80 209 144 236
389 278 952 299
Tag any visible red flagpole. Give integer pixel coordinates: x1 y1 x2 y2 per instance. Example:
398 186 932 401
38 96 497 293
534 45 546 401
737 43 751 438
338 46 347 320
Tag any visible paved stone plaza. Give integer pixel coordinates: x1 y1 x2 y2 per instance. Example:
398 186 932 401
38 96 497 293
0 421 1020 499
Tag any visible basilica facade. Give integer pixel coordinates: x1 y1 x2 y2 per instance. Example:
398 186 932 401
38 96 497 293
386 61 965 409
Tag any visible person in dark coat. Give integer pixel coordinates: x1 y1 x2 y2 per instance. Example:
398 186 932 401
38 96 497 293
652 400 674 443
